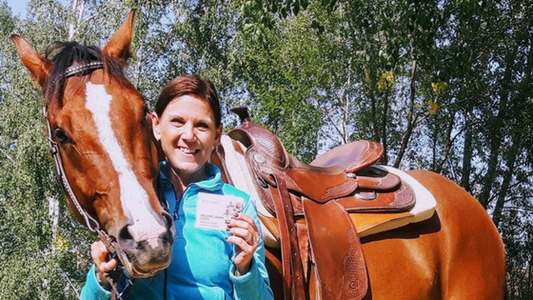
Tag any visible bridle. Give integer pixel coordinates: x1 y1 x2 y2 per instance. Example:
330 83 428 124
43 61 132 298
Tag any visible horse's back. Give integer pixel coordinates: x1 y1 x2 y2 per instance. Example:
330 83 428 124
359 170 506 299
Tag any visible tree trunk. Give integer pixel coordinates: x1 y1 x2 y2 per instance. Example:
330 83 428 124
364 67 379 143
492 139 519 228
494 33 533 225
393 60 417 168
434 111 456 173
380 91 389 165
460 109 473 193
479 45 517 208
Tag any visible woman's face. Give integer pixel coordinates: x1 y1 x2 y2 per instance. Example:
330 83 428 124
152 94 222 185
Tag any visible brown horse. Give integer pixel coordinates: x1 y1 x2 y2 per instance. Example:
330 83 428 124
13 9 506 300
214 113 507 300
11 10 174 279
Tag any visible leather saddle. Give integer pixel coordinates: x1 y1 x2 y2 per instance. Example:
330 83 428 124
224 106 415 300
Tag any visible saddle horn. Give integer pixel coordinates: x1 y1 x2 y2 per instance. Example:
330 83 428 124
230 106 251 124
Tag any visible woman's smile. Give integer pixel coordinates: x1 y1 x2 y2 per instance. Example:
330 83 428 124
177 147 198 155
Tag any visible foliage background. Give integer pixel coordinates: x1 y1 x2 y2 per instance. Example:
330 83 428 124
0 0 531 298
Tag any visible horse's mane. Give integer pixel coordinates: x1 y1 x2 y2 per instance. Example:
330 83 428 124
43 41 134 107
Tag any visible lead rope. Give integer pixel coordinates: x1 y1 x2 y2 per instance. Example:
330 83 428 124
100 231 133 300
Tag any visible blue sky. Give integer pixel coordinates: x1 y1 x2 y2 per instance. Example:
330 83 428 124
7 0 30 18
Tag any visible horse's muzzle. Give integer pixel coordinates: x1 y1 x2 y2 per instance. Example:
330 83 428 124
116 211 175 278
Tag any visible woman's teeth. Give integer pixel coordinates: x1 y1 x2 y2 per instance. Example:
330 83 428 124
179 147 196 154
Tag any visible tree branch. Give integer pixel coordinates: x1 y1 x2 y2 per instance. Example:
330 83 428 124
0 148 15 164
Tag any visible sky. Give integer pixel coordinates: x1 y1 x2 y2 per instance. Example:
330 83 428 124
7 0 30 18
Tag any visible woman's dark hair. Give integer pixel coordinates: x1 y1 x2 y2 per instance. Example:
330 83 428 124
154 75 222 127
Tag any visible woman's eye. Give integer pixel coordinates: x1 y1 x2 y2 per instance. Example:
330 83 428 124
171 118 184 126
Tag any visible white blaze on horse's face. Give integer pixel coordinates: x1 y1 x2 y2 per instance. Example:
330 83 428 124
85 82 166 248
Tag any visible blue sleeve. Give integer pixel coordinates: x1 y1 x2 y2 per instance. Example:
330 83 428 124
79 265 112 300
229 195 274 300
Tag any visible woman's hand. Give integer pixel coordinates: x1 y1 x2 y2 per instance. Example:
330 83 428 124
226 213 260 276
90 240 118 289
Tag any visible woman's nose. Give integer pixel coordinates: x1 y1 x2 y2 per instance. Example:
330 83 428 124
180 122 195 140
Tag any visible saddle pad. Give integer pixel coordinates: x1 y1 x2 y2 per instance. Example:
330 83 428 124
219 135 280 247
220 135 437 245
352 166 437 238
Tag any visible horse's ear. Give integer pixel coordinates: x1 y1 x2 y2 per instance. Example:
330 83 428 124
10 34 52 87
103 9 136 62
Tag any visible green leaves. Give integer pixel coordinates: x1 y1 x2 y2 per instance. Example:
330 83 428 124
1 0 532 297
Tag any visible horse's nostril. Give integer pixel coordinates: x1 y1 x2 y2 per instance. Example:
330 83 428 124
162 211 173 229
161 211 176 242
119 224 134 241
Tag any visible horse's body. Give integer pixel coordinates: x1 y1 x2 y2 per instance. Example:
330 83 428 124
11 10 174 279
213 108 506 300
215 117 507 300
13 9 506 300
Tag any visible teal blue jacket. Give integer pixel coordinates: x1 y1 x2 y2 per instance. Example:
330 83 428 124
80 162 274 300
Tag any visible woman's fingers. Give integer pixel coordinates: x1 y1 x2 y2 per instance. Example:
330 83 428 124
90 240 118 286
226 227 257 246
226 213 261 275
226 213 259 245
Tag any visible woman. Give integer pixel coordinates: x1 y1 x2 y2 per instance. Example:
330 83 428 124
80 75 274 300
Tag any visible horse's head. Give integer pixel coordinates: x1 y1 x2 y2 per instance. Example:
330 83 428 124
11 10 174 278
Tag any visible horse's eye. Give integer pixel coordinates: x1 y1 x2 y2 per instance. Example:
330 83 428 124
54 128 69 143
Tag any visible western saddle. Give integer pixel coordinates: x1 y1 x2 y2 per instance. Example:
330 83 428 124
224 106 415 300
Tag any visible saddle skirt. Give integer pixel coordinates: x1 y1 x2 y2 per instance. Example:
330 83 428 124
219 135 436 246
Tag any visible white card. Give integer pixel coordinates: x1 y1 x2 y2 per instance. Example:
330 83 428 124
195 192 244 230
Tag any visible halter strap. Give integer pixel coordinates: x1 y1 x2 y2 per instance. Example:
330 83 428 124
65 61 104 78
45 61 105 101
